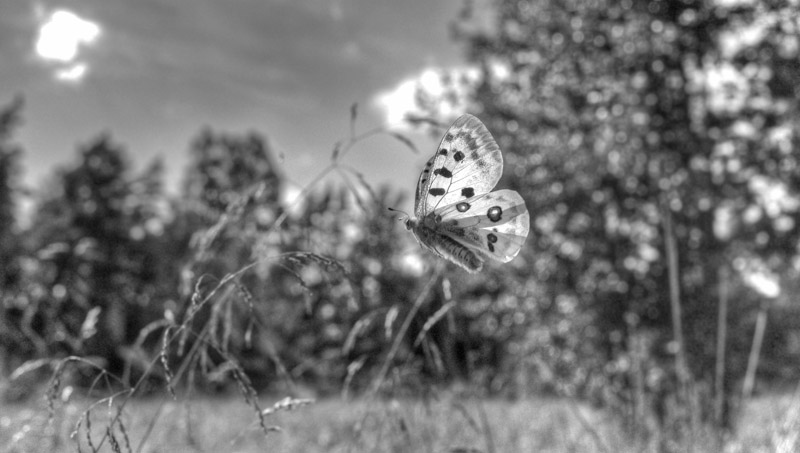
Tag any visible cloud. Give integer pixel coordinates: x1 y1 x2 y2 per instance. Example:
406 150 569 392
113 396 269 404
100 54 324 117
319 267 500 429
55 63 89 82
373 65 481 128
34 9 101 83
35 9 101 63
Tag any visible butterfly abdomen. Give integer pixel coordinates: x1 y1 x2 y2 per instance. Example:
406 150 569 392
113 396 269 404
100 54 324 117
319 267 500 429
413 224 483 272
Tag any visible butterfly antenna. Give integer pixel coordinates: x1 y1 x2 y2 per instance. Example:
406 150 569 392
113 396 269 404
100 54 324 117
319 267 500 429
387 207 409 221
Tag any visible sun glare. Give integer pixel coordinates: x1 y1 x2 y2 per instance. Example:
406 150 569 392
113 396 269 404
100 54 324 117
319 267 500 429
35 9 101 82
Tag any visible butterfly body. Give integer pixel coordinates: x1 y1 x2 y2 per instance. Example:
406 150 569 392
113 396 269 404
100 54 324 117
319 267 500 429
404 114 530 273
406 211 486 272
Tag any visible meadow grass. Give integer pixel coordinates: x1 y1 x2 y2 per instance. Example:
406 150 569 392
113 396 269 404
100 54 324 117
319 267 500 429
0 390 793 453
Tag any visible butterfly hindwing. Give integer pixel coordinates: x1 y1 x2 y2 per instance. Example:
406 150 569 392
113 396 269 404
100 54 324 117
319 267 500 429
460 209 530 262
414 114 503 219
430 190 530 263
434 189 528 229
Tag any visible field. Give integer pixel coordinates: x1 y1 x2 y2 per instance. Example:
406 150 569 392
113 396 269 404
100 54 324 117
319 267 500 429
1 391 796 453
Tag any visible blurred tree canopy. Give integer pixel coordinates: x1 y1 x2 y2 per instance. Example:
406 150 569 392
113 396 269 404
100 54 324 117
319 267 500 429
20 136 167 371
0 97 25 377
446 0 800 427
0 98 24 292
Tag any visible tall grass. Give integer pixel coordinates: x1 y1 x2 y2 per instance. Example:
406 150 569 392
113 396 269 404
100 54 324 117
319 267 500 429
0 106 427 451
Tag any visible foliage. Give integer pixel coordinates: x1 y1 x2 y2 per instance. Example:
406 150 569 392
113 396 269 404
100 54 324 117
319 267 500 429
0 97 24 285
445 0 800 437
17 136 167 374
0 96 25 377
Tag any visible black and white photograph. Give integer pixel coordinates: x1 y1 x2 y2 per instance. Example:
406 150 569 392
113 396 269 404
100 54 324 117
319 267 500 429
1 0 799 451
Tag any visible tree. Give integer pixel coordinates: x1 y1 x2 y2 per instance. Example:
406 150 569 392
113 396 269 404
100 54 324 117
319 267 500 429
172 129 287 389
180 128 282 265
24 136 168 374
451 0 800 436
0 96 24 291
0 96 26 378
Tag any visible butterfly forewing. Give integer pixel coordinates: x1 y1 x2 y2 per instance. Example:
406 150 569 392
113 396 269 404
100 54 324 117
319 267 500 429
414 114 503 219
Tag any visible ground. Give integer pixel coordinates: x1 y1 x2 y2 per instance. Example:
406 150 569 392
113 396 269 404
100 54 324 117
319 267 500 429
0 391 794 452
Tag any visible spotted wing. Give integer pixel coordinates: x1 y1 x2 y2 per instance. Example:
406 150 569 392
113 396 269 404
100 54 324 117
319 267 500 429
436 189 530 263
470 208 530 262
435 190 528 230
414 114 503 219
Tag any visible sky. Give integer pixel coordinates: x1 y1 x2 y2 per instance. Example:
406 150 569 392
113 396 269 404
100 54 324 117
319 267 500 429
0 0 469 203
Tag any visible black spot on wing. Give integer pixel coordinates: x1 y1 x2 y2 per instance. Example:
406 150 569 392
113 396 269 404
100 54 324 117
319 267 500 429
487 233 498 243
429 188 446 196
456 202 470 212
439 149 448 155
461 187 474 198
454 151 465 162
444 133 454 142
434 167 453 178
487 206 503 222
487 242 495 253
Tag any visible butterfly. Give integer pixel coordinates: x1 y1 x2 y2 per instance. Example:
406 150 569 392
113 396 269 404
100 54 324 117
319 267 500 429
399 114 530 273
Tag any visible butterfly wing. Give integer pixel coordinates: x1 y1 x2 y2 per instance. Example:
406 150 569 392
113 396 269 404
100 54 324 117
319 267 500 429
434 189 528 230
414 114 503 219
434 189 530 263
462 210 530 263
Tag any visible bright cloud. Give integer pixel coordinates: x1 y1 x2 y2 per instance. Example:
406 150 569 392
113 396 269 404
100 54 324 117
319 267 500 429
36 10 100 62
374 76 418 125
373 66 481 128
35 9 101 82
55 63 88 82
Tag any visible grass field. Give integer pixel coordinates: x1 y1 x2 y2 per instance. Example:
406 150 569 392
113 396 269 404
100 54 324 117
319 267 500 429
1 391 796 452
